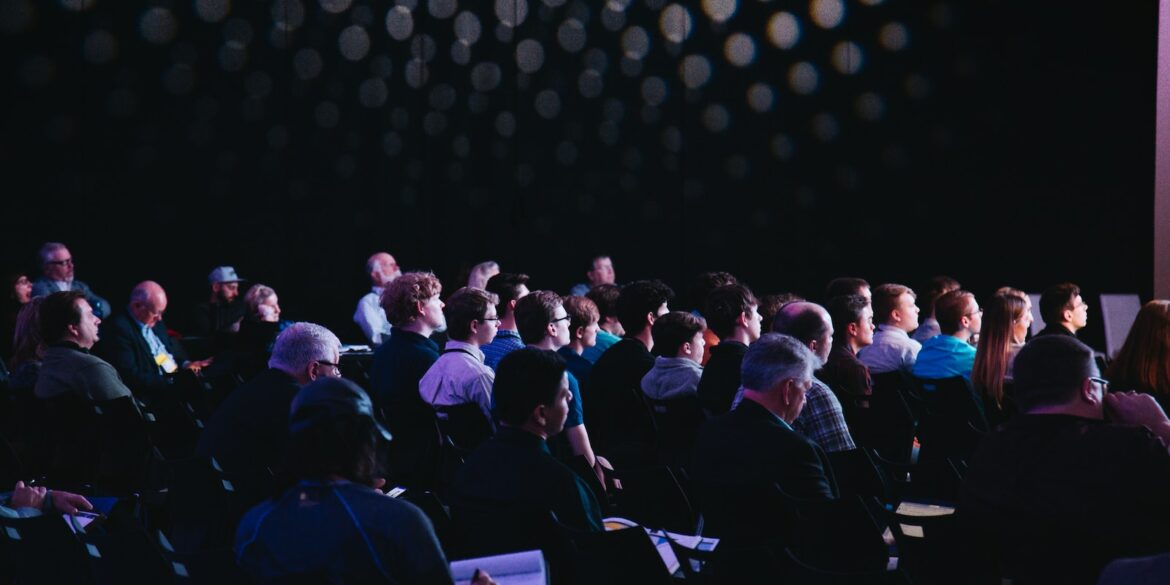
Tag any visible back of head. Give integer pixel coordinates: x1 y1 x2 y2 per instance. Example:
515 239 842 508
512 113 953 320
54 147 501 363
12 296 45 367
444 287 499 340
485 272 530 317
688 271 738 313
286 376 385 483
758 293 804 334
825 277 869 300
704 283 758 339
771 301 830 345
493 348 567 426
268 322 341 375
585 283 621 323
1039 282 1080 325
921 275 961 316
1012 335 1096 411
826 294 869 342
514 290 563 344
872 283 914 326
652 311 706 357
741 333 816 392
1107 300 1170 394
972 294 1028 403
616 280 675 335
381 272 442 327
935 290 975 335
39 291 85 343
563 295 599 333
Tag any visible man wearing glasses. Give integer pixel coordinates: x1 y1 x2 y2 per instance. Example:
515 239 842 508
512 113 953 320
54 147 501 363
31 242 111 318
912 289 982 381
1037 282 1089 338
959 335 1170 583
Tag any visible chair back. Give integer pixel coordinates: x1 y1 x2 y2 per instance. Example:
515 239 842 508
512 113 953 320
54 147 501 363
1100 293 1142 358
916 376 987 463
434 402 494 451
610 465 696 534
644 394 705 468
0 513 92 584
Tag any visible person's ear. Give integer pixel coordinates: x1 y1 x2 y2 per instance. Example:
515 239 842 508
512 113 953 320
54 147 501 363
682 341 693 356
847 322 860 338
646 311 657 327
508 299 519 313
736 311 749 327
532 404 548 427
470 320 480 335
1081 378 1101 405
575 325 585 340
306 361 321 382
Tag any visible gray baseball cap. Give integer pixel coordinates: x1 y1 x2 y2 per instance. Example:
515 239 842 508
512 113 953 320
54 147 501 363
208 266 244 284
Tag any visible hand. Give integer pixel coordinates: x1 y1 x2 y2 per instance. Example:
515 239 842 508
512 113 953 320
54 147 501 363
10 481 46 510
50 490 93 515
184 358 214 375
472 569 498 585
1105 391 1170 441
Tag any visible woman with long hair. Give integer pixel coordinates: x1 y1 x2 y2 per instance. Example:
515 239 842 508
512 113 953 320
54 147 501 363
1107 300 1170 410
972 293 1030 425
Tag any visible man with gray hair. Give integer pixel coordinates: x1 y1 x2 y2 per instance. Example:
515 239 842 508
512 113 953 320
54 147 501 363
196 322 342 473
771 301 857 453
353 252 401 346
691 333 837 503
31 242 111 318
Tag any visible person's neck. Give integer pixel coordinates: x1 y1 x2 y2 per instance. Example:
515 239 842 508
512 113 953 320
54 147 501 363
630 328 653 352
400 321 433 338
950 330 972 343
889 321 913 334
500 313 518 331
567 340 586 355
452 337 479 349
529 339 562 351
847 338 864 354
505 421 548 441
1026 402 1102 420
742 390 790 422
722 328 752 346
1059 321 1079 334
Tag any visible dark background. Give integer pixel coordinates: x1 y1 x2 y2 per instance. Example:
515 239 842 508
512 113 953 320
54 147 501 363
0 0 1157 348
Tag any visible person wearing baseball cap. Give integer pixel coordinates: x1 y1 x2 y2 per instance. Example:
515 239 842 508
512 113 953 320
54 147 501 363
190 265 247 348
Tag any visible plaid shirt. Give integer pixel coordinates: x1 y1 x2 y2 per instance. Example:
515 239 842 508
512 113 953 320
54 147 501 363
792 378 856 453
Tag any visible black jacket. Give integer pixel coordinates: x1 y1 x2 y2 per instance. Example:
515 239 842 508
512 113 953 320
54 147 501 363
96 309 189 395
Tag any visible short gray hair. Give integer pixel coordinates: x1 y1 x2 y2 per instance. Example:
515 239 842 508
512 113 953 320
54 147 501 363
39 242 67 264
741 333 817 392
269 322 341 374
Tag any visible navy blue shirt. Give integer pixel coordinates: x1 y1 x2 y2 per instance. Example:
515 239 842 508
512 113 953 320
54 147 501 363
369 329 440 435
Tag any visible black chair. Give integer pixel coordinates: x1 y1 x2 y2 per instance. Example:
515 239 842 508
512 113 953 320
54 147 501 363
609 465 696 534
0 512 92 584
915 376 988 464
884 507 959 585
852 373 918 463
166 456 274 553
826 448 893 504
570 523 674 585
78 511 175 584
156 530 256 584
643 394 706 469
396 489 454 553
434 402 494 451
594 385 659 470
449 499 577 585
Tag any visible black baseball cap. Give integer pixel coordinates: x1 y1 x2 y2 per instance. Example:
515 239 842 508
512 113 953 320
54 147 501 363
288 377 392 442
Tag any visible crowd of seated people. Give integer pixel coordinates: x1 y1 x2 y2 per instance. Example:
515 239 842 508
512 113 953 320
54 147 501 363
2 241 1170 584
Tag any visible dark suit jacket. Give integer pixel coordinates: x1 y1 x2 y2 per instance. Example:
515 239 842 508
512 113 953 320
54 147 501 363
696 340 748 415
96 310 189 395
195 368 300 474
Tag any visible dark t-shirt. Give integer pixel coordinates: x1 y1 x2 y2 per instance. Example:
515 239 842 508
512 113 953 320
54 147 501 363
817 343 873 409
959 414 1170 584
196 368 300 474
696 341 748 416
585 338 656 450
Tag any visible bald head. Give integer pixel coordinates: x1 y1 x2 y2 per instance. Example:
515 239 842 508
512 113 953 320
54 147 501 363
366 252 401 287
771 301 833 364
130 280 168 328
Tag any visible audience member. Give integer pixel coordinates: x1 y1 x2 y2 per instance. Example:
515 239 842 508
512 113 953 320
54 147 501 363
641 311 706 401
197 322 342 474
34 291 133 402
568 254 616 296
696 283 762 415
481 272 530 371
30 242 111 318
418 287 499 435
824 277 871 303
686 272 739 365
96 281 211 398
451 348 604 532
8 297 44 390
913 275 960 342
368 272 445 485
587 280 674 451
466 260 500 289
858 283 921 376
819 294 874 409
581 283 623 363
190 266 246 345
515 291 602 481
758 292 804 334
1106 300 1170 411
1037 282 1088 338
691 333 837 507
913 290 981 380
354 252 401 346
557 295 600 392
972 293 1030 423
235 376 461 584
770 302 857 453
1 272 32 361
235 283 289 379
959 335 1170 583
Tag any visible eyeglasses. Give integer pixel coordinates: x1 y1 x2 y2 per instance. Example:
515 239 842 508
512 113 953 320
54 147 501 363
45 258 74 267
479 316 501 323
964 308 983 317
316 360 342 375
1089 376 1109 392
551 315 571 325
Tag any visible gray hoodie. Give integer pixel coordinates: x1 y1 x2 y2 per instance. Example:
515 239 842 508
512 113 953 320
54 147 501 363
641 356 704 401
